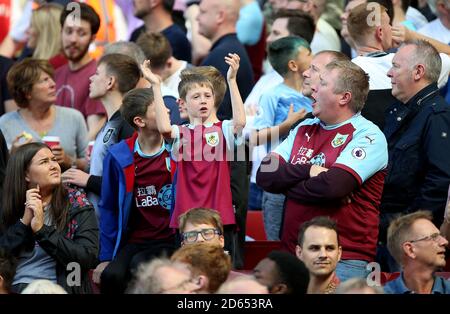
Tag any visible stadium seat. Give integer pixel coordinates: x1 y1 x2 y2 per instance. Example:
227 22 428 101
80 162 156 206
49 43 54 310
243 241 281 270
246 210 267 240
436 272 450 279
380 271 400 285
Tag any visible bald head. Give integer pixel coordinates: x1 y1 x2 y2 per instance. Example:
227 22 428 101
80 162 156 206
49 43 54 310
221 0 240 21
197 0 240 42
217 276 269 294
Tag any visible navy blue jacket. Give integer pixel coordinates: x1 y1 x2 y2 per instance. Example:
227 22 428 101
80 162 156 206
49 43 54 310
381 83 450 222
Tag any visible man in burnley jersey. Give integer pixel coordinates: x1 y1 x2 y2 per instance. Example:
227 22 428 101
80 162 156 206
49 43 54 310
257 60 388 282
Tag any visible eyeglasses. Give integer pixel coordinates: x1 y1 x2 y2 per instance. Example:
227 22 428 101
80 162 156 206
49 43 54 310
182 228 221 243
408 232 443 243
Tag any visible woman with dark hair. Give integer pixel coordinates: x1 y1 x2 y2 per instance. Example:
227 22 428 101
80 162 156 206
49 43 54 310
0 58 88 171
0 142 98 294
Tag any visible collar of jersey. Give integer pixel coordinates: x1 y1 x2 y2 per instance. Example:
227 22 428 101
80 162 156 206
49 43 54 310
134 138 165 158
320 112 361 130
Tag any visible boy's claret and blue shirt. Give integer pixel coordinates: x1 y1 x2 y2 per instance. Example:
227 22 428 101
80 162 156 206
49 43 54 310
168 120 242 228
99 133 174 261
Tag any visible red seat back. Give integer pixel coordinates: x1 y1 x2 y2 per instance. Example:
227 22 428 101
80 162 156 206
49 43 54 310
380 271 400 285
243 241 281 270
246 210 267 240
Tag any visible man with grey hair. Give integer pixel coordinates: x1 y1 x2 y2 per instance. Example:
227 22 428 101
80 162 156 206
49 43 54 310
379 41 450 273
347 2 450 130
128 258 199 294
257 60 388 281
384 211 450 294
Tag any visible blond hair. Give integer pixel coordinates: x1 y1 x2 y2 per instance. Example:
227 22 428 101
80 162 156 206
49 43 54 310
31 4 63 59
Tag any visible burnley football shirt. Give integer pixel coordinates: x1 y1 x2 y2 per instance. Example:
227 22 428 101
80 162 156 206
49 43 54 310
274 113 388 261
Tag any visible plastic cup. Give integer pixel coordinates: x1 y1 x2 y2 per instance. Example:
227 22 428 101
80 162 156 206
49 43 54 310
42 136 60 149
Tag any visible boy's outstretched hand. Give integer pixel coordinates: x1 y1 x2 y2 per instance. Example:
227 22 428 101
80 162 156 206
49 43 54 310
141 60 162 85
225 53 240 81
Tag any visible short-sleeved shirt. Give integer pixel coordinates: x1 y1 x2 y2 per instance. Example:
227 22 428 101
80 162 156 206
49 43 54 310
127 139 174 243
274 113 388 260
253 83 312 151
130 24 192 63
0 106 88 159
55 59 106 119
384 273 450 294
169 120 239 228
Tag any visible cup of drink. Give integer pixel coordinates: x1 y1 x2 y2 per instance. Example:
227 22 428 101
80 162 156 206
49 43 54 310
42 136 60 149
87 141 95 156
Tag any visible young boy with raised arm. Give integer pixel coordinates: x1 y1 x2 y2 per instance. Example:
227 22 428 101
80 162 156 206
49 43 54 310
141 54 245 260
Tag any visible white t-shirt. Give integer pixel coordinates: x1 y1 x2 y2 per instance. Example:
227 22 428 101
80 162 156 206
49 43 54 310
162 61 188 98
406 6 428 31
418 18 450 45
310 18 341 54
352 52 450 90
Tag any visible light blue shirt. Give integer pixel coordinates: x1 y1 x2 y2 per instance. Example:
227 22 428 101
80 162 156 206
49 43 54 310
384 273 450 294
253 83 312 151
236 1 264 45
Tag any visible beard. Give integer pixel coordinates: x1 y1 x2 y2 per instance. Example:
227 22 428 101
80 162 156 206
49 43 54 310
134 8 149 19
63 42 90 63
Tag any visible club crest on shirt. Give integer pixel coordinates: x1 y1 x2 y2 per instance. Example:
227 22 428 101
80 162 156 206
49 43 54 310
352 147 366 160
331 133 349 148
158 184 172 210
205 132 219 147
103 128 114 144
